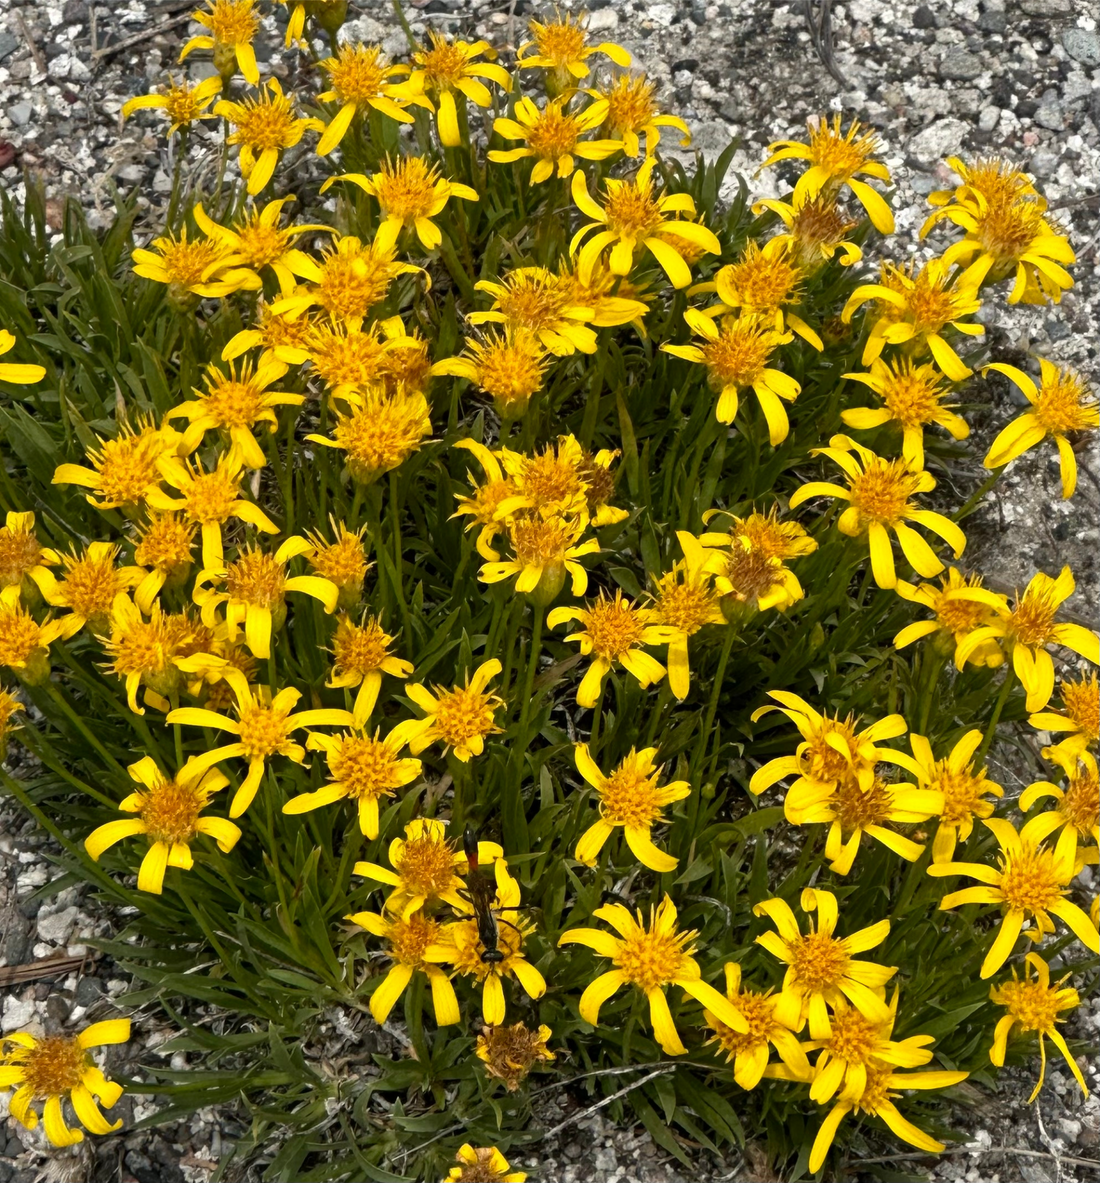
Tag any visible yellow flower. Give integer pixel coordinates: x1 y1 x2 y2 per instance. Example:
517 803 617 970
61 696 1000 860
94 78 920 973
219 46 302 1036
451 440 520 560
555 258 652 331
346 908 460 1027
571 159 720 290
435 330 549 420
489 95 619 185
353 817 503 920
305 387 432 485
517 10 630 90
213 79 322 194
805 1057 968 1174
132 512 197 613
397 659 504 762
893 568 1007 667
1029 673 1098 762
53 419 179 511
287 725 421 837
193 198 330 297
446 1145 526 1183
193 539 340 660
989 952 1086 1102
587 73 690 158
761 114 895 234
750 192 862 272
982 360 1097 498
841 357 969 469
85 756 239 892
785 771 942 875
558 894 747 1056
842 258 984 381
166 666 353 816
572 743 690 871
470 267 598 356
749 690 912 797
40 542 143 635
121 74 223 136
475 1023 555 1092
407 33 512 147
223 299 314 369
650 533 726 698
661 309 799 443
326 613 412 726
494 434 623 522
147 450 278 569
910 730 1003 863
179 0 261 84
302 321 391 402
131 227 260 302
949 567 1099 712
0 587 76 682
928 815 1100 978
0 329 45 385
304 522 371 611
789 434 966 590
703 961 810 1090
548 592 676 708
0 1020 130 1147
0 511 60 598
426 860 546 1026
315 43 426 156
753 888 896 1034
322 157 478 253
478 510 599 604
1020 748 1098 862
706 239 821 348
0 685 24 760
922 156 1076 304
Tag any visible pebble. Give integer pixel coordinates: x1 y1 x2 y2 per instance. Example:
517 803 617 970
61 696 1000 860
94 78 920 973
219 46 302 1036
939 47 984 81
35 905 79 945
908 117 971 165
1061 27 1100 68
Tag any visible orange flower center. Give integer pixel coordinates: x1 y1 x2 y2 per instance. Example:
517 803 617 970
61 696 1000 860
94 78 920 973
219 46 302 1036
199 369 270 428
327 733 404 800
998 844 1065 914
181 465 241 524
385 911 440 966
1008 587 1060 649
331 394 430 481
206 0 259 45
879 361 949 427
315 244 399 323
721 544 785 605
373 157 441 223
848 457 920 525
137 778 204 844
583 598 647 661
91 428 170 505
135 514 195 571
156 236 228 287
976 198 1049 264
1060 676 1099 743
59 550 126 620
934 764 993 826
234 219 292 268
531 19 587 66
1033 369 1095 436
613 922 694 991
308 325 387 390
0 604 46 667
603 180 663 240
708 989 778 1057
471 337 547 404
787 929 851 993
1061 768 1099 836
800 716 861 783
415 37 470 89
808 118 880 181
225 551 286 610
0 526 43 587
992 978 1063 1032
164 84 208 127
493 275 570 331
598 762 664 827
432 684 500 746
310 534 368 588
831 776 893 833
702 320 775 388
325 46 390 105
236 701 291 759
525 104 582 161
518 449 585 510
826 1006 882 1066
509 513 575 566
226 92 300 150
395 833 458 899
16 1036 86 1098
331 617 391 674
723 244 802 313
656 575 718 635
605 77 657 135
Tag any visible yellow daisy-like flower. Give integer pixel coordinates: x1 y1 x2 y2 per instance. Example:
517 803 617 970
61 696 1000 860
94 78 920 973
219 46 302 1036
475 1023 555 1092
451 440 520 561
179 0 261 84
489 95 619 185
761 115 895 234
893 568 1008 668
346 908 460 1027
315 43 426 156
478 510 599 604
588 73 690 158
40 541 143 635
407 33 512 148
321 157 478 253
223 299 314 369
751 192 862 272
841 357 969 469
426 860 546 1026
842 258 984 381
446 1145 526 1183
166 666 353 816
325 613 412 726
949 566 1099 713
494 434 619 523
397 659 504 763
213 79 322 195
193 538 340 660
0 329 45 385
910 730 1003 864
706 238 821 348
1030 673 1098 762
1020 748 1099 862
52 419 179 511
661 309 799 443
131 227 259 303
789 434 966 590
0 1020 131 1147
517 10 630 90
558 894 747 1056
548 591 676 709
929 815 1100 977
121 74 222 136
286 725 421 837
470 267 598 356
132 512 197 614
703 961 810 1090
147 451 278 570
353 817 502 920
436 330 549 421
753 888 896 1035
85 756 239 893
650 532 726 699
572 743 691 872
749 690 913 797
0 684 24 759
0 511 60 597
306 386 432 485
302 321 391 403
0 586 77 683
303 521 370 611
989 952 1087 1102
570 159 721 290
982 360 1097 498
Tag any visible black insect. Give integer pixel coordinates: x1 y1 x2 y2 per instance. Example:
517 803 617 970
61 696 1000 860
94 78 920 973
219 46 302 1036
462 826 506 964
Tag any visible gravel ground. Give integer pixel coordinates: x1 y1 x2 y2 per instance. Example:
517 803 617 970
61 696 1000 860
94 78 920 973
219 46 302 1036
1 1 1098 1181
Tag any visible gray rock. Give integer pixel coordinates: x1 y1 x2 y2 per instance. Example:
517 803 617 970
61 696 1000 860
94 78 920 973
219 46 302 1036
978 106 1000 131
0 31 20 63
1029 149 1060 178
939 48 983 82
979 8 1007 34
1019 0 1072 14
1035 101 1063 130
9 101 33 127
74 975 104 1006
907 118 969 166
1061 28 1100 68
36 905 78 944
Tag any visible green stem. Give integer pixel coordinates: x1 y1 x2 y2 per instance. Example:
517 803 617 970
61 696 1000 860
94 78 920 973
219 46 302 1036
953 466 1004 523
701 625 737 746
43 683 127 778
405 971 429 1064
976 666 1016 765
588 681 605 750
579 345 607 448
389 0 419 52
916 648 948 735
515 609 544 749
